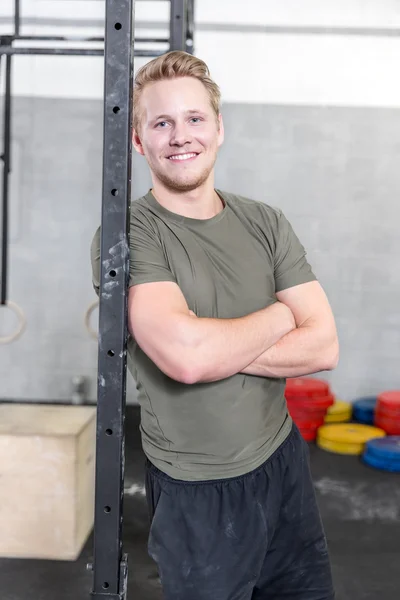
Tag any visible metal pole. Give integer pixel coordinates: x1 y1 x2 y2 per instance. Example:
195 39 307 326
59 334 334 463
0 53 12 306
0 47 105 56
186 0 195 54
88 0 135 598
170 0 186 51
13 35 168 44
15 0 21 37
0 47 164 57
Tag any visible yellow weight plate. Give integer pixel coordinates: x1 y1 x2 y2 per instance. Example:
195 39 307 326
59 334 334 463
325 400 352 423
324 412 352 423
318 423 385 444
317 436 364 455
327 400 352 415
317 423 385 455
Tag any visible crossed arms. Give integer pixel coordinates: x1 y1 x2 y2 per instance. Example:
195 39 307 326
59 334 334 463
128 280 339 384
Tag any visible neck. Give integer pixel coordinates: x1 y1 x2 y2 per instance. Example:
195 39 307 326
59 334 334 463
151 177 223 220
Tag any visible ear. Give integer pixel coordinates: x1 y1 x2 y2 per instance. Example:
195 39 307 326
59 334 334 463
132 129 145 156
217 113 224 148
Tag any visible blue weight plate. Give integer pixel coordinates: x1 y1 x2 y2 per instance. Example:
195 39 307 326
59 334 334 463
363 448 400 467
353 397 377 409
353 408 374 424
365 436 400 460
363 451 400 473
353 397 377 424
353 397 376 412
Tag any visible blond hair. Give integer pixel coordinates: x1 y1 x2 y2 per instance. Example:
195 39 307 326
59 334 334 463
133 51 221 132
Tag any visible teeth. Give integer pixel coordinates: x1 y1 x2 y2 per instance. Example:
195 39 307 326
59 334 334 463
169 153 197 161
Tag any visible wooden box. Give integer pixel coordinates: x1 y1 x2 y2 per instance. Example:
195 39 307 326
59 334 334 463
0 403 96 560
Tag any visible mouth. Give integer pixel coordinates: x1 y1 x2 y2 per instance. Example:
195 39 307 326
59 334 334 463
167 152 199 162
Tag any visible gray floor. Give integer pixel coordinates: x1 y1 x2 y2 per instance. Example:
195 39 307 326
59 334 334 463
1 406 399 600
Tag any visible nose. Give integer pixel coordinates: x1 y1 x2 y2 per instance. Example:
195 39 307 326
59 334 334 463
170 121 192 147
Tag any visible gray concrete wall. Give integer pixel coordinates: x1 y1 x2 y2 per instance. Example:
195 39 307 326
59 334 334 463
1 97 399 403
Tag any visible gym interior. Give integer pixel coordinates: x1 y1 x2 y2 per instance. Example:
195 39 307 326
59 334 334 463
0 1 399 599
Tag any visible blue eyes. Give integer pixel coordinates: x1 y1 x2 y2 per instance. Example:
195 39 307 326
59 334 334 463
155 118 202 128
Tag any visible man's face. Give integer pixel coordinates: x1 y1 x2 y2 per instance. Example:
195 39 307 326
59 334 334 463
133 77 224 193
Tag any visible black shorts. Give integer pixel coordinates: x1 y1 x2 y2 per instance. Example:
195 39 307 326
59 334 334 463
145 424 335 600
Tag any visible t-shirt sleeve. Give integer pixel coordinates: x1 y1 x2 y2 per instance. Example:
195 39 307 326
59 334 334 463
89 210 175 296
129 210 176 287
273 209 317 292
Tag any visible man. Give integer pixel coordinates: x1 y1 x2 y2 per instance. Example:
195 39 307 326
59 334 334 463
91 51 339 600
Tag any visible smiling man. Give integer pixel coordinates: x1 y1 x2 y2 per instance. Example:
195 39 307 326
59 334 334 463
91 51 338 600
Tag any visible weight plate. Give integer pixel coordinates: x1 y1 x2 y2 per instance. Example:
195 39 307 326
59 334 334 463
377 391 400 410
324 412 352 423
285 378 330 398
289 407 326 422
353 397 376 411
318 423 385 445
374 415 400 435
291 415 325 429
365 436 400 460
287 393 335 409
299 428 318 442
327 400 352 415
375 405 400 418
317 436 365 455
362 452 400 473
353 409 375 424
325 400 352 423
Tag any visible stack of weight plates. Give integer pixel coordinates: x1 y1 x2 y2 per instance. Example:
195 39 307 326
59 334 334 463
363 436 400 472
374 391 400 435
317 423 385 455
285 378 334 442
353 397 377 425
325 400 352 424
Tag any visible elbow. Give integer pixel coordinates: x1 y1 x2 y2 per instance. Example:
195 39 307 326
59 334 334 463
165 339 202 385
169 320 206 384
319 338 340 372
171 350 205 384
174 361 202 385
170 336 201 385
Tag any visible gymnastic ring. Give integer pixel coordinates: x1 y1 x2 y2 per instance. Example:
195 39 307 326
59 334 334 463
84 300 99 340
0 300 26 344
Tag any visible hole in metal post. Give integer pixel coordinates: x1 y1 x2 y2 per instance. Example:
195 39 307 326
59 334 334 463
115 23 122 30
109 270 116 278
111 189 118 196
106 429 113 436
103 582 109 589
113 106 120 114
104 506 111 513
107 350 115 357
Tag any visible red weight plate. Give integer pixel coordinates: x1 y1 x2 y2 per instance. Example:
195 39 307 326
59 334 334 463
285 378 330 398
288 405 326 417
377 391 400 409
374 415 400 435
299 428 318 442
288 406 327 422
286 393 335 409
375 405 400 418
291 415 325 429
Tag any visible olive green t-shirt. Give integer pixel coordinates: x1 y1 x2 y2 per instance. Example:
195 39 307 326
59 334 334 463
90 189 316 481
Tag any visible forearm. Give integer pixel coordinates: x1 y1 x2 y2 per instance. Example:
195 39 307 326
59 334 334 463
240 320 339 378
186 302 295 383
